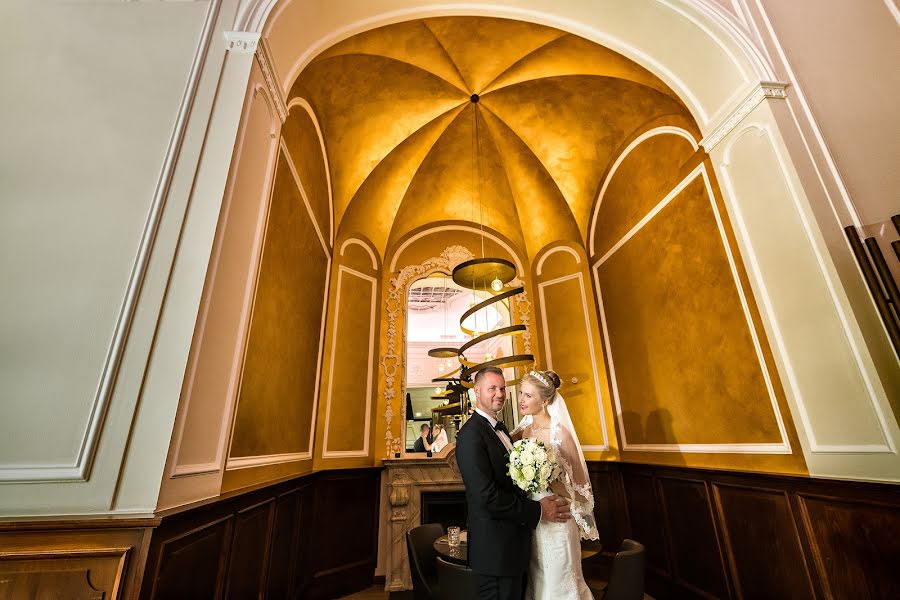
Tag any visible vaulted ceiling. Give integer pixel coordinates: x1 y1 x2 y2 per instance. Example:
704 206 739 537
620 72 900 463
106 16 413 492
288 17 699 259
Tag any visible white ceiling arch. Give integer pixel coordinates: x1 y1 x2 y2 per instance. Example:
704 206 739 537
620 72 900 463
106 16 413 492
235 0 777 132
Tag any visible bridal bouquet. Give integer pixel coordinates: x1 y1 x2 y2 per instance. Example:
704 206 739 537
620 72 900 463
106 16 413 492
507 438 560 494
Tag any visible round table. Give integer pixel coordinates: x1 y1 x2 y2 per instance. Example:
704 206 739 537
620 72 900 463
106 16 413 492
433 533 468 565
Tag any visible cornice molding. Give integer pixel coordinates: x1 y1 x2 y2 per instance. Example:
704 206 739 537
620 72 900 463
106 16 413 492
701 81 788 151
224 30 259 53
255 38 288 122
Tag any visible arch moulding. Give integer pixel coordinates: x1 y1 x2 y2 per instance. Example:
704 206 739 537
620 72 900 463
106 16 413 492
380 245 534 458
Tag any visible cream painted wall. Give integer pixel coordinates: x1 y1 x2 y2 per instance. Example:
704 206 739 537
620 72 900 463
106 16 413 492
0 0 256 515
712 99 900 481
755 0 899 228
735 0 900 445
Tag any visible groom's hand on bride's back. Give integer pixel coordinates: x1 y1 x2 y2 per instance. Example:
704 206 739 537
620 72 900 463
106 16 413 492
538 495 571 523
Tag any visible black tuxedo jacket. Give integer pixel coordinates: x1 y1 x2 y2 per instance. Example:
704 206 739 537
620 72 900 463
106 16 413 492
455 412 541 577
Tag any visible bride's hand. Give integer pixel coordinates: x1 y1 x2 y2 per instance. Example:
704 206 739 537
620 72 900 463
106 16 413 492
538 495 571 523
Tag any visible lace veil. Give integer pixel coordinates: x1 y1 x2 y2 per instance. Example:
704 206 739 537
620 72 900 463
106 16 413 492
516 393 599 540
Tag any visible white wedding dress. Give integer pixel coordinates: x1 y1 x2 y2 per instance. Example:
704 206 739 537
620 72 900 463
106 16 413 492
515 393 598 600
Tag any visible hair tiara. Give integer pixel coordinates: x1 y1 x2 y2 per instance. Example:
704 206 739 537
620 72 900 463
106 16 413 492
529 370 552 388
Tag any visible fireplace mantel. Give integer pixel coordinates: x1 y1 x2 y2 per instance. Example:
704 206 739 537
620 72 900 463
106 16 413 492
384 447 464 591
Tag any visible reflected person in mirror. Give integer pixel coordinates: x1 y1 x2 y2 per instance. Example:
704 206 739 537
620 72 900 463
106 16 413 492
413 423 432 453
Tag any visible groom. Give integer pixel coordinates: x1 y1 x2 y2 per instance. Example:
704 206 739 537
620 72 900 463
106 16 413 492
456 366 571 600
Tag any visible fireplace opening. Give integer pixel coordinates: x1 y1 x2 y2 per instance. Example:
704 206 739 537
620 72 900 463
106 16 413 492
421 491 467 531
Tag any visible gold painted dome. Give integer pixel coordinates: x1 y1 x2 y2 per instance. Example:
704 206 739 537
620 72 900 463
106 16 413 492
288 17 699 259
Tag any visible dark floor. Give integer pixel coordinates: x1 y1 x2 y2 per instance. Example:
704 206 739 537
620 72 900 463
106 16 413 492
336 586 410 599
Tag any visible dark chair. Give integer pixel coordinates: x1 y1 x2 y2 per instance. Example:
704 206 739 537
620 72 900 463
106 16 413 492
600 539 646 600
436 556 480 600
407 523 444 600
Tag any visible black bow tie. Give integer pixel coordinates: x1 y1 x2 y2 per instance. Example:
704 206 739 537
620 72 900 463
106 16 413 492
494 421 508 434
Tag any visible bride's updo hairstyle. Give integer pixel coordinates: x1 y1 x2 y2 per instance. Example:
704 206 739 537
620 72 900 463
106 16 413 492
522 369 561 403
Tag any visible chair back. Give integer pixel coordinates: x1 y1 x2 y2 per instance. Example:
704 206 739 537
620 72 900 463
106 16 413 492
406 523 444 600
436 556 480 600
603 539 645 600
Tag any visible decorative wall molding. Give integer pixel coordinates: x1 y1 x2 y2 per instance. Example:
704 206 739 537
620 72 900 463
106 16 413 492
167 81 282 483
225 452 308 470
224 31 260 53
389 225 524 274
0 0 224 483
255 38 288 123
224 144 330 472
382 246 474 457
700 81 788 152
536 272 610 451
322 266 378 458
284 98 334 244
593 164 792 454
589 126 698 257
718 124 896 455
535 245 582 276
510 278 533 356
340 238 379 271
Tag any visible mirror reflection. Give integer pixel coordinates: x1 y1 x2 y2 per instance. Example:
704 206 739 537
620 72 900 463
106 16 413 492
404 274 519 453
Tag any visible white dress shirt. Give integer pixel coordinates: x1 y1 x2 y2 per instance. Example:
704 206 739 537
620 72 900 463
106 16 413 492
475 407 514 452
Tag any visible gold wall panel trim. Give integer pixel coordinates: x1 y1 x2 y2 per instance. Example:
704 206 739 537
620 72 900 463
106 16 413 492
537 271 610 451
388 223 524 274
589 126 699 257
227 148 329 465
535 244 582 277
339 238 379 271
284 98 334 245
279 138 330 253
593 164 792 454
321 265 378 458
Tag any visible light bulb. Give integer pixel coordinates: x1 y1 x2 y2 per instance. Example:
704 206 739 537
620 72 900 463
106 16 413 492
435 387 441 394
490 278 503 292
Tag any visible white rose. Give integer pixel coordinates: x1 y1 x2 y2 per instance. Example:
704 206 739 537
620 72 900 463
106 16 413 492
520 451 534 465
539 464 551 480
534 448 547 463
522 465 536 482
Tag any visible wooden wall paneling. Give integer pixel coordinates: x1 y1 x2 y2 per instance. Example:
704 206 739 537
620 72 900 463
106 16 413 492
265 486 305 599
306 470 381 600
588 462 625 552
657 476 730 599
144 515 234 600
0 521 154 600
798 493 900 600
224 499 276 599
621 471 670 577
712 483 815 600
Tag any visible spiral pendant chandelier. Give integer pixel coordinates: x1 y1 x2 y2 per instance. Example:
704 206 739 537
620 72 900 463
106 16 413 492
426 94 534 393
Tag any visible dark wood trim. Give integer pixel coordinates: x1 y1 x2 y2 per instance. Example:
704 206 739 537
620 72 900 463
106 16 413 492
0 517 160 531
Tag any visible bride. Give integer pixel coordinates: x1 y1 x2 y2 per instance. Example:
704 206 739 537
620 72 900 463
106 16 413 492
512 369 598 600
